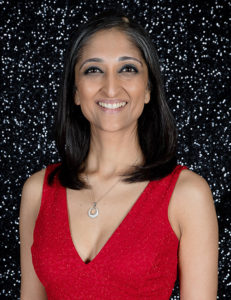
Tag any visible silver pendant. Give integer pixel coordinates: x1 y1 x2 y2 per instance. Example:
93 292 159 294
88 202 99 218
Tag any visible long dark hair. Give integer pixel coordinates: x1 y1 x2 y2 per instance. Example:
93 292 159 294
48 10 177 189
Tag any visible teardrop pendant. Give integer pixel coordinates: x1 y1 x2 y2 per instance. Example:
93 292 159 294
88 202 99 218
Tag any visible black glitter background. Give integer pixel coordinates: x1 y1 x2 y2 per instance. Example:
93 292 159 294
0 0 230 298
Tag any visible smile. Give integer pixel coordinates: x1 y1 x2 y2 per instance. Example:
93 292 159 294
98 101 127 109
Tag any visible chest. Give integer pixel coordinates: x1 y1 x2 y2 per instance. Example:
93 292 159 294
31 177 179 297
66 181 150 263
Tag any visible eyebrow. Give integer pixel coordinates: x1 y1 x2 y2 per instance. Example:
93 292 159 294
119 56 143 66
79 56 143 70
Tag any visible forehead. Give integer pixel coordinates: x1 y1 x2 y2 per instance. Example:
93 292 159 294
79 28 143 60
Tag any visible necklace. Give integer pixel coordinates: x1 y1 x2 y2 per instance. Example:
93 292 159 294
85 174 120 218
85 158 139 219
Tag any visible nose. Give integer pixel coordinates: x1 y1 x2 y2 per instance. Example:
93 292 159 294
101 72 121 98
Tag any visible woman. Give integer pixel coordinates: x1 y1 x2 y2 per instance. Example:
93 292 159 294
19 11 218 299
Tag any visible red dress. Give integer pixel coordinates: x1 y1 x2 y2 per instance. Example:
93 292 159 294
31 163 187 299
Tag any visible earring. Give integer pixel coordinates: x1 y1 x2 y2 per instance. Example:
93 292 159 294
145 97 150 104
74 90 80 106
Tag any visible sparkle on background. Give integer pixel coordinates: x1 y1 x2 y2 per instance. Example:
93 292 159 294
0 0 230 298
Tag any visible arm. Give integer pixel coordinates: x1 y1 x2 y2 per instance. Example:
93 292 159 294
173 170 218 299
19 169 48 300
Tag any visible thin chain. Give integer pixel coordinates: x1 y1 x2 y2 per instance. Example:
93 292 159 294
85 158 139 218
86 173 121 205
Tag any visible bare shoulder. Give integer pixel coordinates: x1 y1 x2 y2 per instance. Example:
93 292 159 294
173 169 218 298
23 168 46 192
171 168 217 236
20 168 48 299
174 168 213 204
20 168 46 217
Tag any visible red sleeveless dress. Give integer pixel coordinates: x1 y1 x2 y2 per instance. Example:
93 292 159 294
31 163 187 299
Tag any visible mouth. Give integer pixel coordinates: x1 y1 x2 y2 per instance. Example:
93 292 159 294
98 101 127 109
96 100 128 111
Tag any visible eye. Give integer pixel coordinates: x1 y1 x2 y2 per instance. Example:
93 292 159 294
84 66 102 75
120 64 138 73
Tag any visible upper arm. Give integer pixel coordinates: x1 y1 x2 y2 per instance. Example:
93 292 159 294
173 170 218 300
19 169 48 300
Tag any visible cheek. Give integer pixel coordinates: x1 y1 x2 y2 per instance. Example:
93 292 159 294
75 81 98 119
128 79 148 100
77 81 96 98
126 78 149 118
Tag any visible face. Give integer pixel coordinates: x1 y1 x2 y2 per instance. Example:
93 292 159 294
74 28 150 133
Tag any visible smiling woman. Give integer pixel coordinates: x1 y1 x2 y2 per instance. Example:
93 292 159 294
74 29 150 133
19 10 218 300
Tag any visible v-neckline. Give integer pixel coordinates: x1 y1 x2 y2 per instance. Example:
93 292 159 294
63 180 152 267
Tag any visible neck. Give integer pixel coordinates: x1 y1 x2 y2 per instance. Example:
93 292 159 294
84 126 143 179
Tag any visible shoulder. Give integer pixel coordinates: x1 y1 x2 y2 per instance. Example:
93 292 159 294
171 168 217 237
21 163 59 199
20 168 47 220
176 168 212 199
173 169 218 297
22 168 46 199
19 168 50 298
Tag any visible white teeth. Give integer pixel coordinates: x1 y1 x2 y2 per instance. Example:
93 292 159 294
98 102 127 109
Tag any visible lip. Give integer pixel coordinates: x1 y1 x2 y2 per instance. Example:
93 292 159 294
96 99 128 104
96 99 128 113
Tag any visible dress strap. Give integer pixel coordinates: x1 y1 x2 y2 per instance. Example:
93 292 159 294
39 163 61 211
165 165 188 201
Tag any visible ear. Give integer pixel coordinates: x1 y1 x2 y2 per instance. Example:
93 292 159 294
144 88 151 104
74 88 80 105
